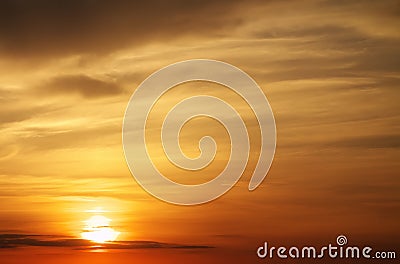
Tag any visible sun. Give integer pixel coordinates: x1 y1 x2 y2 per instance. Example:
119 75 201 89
81 215 120 243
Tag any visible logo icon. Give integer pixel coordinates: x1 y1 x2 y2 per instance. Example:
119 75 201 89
123 59 276 205
336 235 348 246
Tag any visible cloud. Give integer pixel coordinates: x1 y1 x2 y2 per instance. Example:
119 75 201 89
0 234 91 248
0 88 63 127
0 233 212 250
14 123 120 151
0 104 56 126
328 134 400 149
0 0 245 59
37 75 123 98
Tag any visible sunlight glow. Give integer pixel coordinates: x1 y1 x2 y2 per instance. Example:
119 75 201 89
81 215 120 243
85 207 108 213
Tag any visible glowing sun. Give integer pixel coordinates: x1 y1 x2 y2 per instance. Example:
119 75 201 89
81 215 120 243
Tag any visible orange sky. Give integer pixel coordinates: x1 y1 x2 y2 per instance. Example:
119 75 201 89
0 0 399 263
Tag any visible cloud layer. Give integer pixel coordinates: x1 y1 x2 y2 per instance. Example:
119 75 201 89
0 233 212 250
0 0 245 58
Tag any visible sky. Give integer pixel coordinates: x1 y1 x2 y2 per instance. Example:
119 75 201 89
0 0 399 263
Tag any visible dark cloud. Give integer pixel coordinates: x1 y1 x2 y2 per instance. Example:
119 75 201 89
0 233 213 250
38 74 123 98
0 234 91 248
78 241 213 250
0 0 244 59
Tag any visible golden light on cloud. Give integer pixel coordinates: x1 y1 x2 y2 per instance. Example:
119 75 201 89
81 215 120 243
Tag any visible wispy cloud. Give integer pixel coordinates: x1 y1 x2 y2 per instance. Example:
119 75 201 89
37 75 123 98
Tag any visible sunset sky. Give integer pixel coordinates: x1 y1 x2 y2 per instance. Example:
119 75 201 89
0 0 399 263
